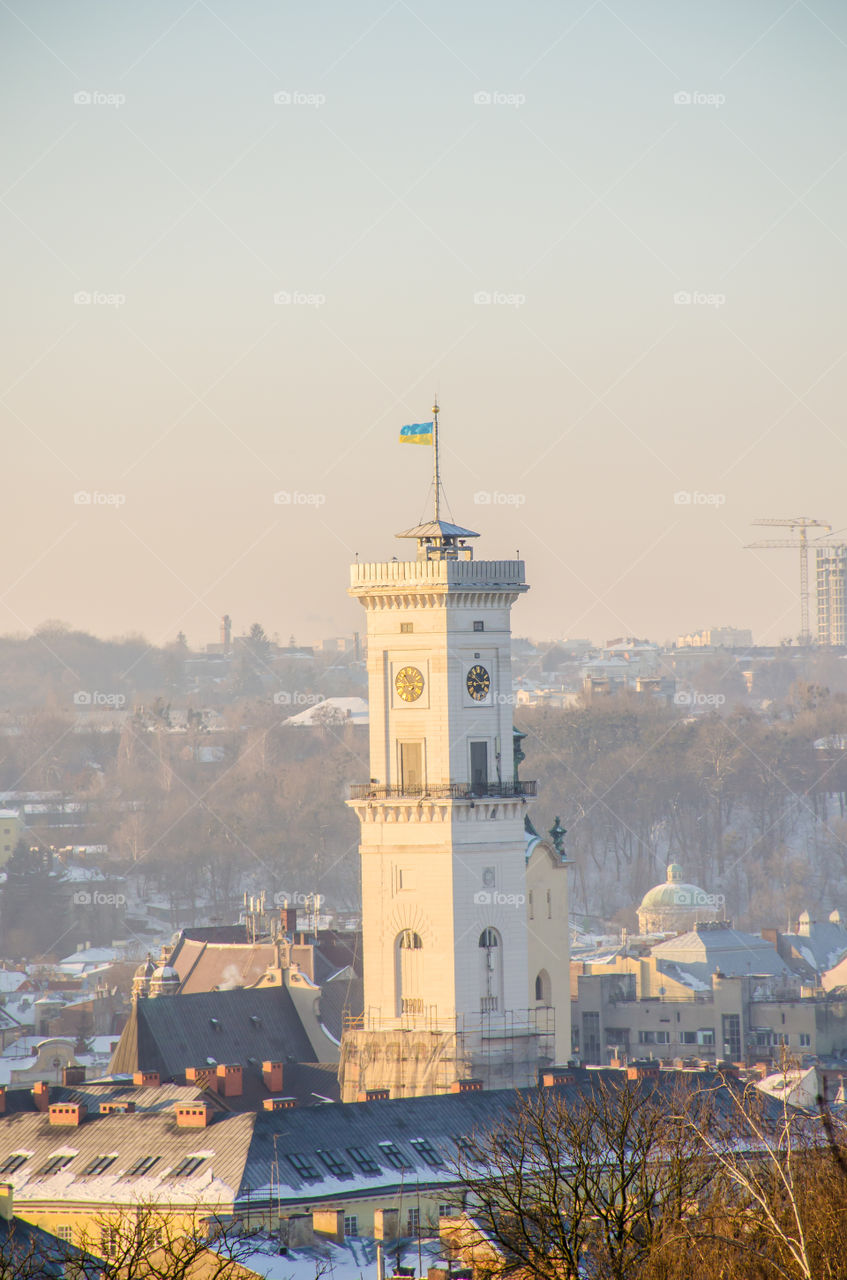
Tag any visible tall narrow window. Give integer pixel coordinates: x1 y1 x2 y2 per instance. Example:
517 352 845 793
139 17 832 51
396 930 424 1016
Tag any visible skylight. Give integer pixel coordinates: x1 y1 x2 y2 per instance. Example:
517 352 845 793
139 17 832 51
410 1138 442 1167
378 1141 411 1170
82 1156 116 1176
126 1155 160 1177
38 1155 73 1176
0 1155 28 1174
171 1156 205 1177
347 1146 381 1175
287 1153 319 1179
317 1149 351 1177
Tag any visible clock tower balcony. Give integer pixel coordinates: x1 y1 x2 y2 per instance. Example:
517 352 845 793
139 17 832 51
349 780 536 801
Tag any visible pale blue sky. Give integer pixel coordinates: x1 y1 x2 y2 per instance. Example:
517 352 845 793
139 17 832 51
2 0 846 647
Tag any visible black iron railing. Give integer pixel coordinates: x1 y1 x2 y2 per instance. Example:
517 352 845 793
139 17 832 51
349 780 537 801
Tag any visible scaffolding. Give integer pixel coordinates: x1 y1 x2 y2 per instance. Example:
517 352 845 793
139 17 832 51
338 1006 555 1101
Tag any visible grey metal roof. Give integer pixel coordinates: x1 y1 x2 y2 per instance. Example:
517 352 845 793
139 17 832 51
0 1108 255 1206
652 926 795 984
0 1069 794 1217
395 520 479 540
238 1069 788 1207
109 986 319 1101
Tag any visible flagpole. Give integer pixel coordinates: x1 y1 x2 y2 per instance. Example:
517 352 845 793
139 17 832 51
432 397 440 523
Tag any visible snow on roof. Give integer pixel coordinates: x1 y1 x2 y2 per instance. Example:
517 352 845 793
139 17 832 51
0 972 27 995
57 946 123 971
284 697 368 727
230 1236 444 1280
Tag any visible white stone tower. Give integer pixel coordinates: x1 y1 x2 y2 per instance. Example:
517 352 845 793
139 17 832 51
339 404 553 1099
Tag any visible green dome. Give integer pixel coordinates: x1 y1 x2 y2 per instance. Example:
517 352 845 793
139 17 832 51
639 864 706 914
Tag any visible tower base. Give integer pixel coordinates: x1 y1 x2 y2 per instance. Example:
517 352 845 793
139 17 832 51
338 1008 555 1102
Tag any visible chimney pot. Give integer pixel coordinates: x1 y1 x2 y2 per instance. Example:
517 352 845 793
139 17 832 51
49 1102 87 1126
132 1071 160 1088
215 1063 243 1098
175 1103 212 1128
449 1079 483 1094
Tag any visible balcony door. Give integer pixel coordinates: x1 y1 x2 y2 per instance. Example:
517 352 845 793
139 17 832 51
399 741 423 792
470 741 488 795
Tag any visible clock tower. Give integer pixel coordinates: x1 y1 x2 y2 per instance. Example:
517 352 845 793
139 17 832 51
338 405 560 1099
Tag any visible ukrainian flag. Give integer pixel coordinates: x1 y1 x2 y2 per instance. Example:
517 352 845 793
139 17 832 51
399 422 433 445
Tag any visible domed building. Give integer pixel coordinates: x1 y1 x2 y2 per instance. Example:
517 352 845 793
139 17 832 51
148 964 180 998
131 955 156 1002
637 863 722 935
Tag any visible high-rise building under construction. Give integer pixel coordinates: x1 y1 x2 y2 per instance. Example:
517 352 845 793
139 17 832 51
816 546 847 646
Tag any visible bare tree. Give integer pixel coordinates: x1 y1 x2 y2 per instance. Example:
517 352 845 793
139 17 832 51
69 1203 267 1280
450 1075 713 1280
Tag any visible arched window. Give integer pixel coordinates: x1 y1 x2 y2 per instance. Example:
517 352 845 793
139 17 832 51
535 969 551 1005
478 928 503 1013
396 931 423 1016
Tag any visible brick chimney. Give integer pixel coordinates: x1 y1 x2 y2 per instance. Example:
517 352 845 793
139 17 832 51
263 1061 284 1093
62 1066 86 1087
133 1070 160 1088
32 1081 50 1112
175 1102 212 1128
100 1100 135 1114
216 1064 243 1098
186 1067 218 1092
357 1087 390 1102
449 1079 483 1094
540 1068 575 1088
626 1064 660 1082
49 1102 87 1127
263 1096 297 1111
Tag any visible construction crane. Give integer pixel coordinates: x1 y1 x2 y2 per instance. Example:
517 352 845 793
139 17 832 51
745 517 832 645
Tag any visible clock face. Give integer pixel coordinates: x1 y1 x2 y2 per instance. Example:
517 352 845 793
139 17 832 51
395 665 424 703
466 664 491 701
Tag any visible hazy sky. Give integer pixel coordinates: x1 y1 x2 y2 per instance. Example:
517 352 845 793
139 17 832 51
3 0 846 649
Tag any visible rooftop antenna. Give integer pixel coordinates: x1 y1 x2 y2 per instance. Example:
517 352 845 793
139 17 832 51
432 397 440 523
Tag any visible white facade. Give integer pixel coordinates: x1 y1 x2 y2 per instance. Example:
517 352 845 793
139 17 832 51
348 549 535 1032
